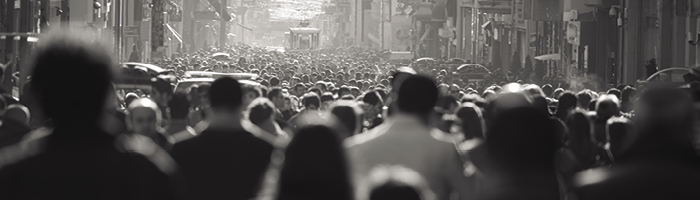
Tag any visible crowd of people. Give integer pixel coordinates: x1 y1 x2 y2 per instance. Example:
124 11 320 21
0 31 699 200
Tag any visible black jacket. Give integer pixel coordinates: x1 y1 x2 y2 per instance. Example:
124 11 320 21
0 127 190 200
171 128 274 200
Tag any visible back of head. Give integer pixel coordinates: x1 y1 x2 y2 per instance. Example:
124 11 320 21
168 93 190 120
368 165 434 200
487 107 557 168
607 88 622 100
565 110 593 145
627 87 696 160
606 117 633 158
455 103 485 139
621 87 637 103
31 31 115 127
557 92 578 118
363 91 384 107
4 104 31 125
321 92 335 102
596 94 620 121
552 88 565 99
330 102 362 138
302 93 321 110
542 84 553 97
151 77 173 96
397 75 438 116
577 90 593 109
277 125 353 200
247 98 275 125
210 77 243 111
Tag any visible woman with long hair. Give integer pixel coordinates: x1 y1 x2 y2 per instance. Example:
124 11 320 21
257 125 354 200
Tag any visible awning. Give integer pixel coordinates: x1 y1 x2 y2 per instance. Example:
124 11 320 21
165 24 183 44
535 54 561 61
432 1 446 20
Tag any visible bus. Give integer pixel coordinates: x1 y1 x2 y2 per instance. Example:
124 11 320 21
287 28 321 50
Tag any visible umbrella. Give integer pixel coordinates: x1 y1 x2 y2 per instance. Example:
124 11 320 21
534 54 561 61
212 52 231 61
415 57 436 63
449 58 467 64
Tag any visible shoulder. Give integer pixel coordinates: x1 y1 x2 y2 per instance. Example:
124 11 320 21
0 128 52 170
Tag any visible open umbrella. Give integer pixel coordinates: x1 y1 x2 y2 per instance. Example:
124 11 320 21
212 52 231 61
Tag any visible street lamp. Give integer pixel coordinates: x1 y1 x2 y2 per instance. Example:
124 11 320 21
609 5 624 27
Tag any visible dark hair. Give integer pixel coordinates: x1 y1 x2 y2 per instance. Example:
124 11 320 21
370 179 423 200
621 87 637 102
455 103 485 139
607 117 631 158
362 91 384 106
248 99 275 125
268 87 283 100
606 88 622 100
542 84 553 97
340 95 355 100
270 76 280 87
302 93 321 109
308 87 322 96
277 125 354 200
436 96 458 113
169 93 190 119
397 75 438 115
487 107 557 171
151 77 173 95
556 92 578 120
30 31 115 127
339 86 351 96
321 92 335 102
588 99 598 111
331 105 360 137
576 90 593 108
210 77 243 110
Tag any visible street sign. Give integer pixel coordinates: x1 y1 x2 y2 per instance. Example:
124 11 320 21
124 26 139 37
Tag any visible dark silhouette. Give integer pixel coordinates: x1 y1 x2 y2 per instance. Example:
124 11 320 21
575 88 700 200
481 107 560 200
368 165 434 200
555 92 578 121
275 125 354 200
0 31 189 200
330 102 362 139
170 77 274 200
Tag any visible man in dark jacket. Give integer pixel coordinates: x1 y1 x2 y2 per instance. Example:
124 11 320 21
0 31 189 200
171 77 274 200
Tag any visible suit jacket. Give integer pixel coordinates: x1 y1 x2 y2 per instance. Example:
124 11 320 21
345 114 477 200
170 127 274 200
